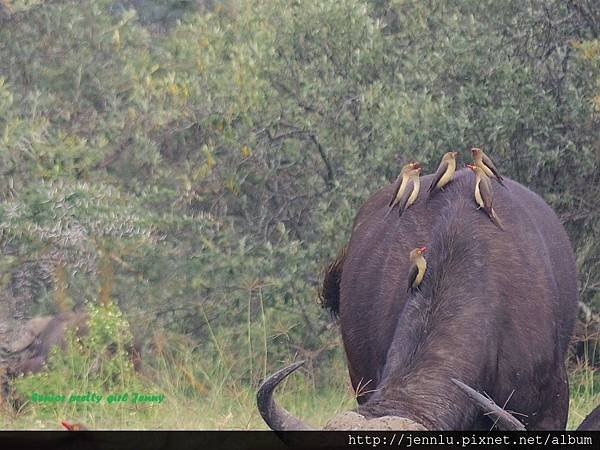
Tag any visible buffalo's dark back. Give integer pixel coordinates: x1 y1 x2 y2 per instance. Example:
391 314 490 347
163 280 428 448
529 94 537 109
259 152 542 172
336 168 578 429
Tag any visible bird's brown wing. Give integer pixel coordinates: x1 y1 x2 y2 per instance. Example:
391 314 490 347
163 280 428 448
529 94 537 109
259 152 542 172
478 174 504 229
407 264 419 291
398 180 414 216
480 175 494 210
482 153 503 181
389 175 403 206
427 161 448 193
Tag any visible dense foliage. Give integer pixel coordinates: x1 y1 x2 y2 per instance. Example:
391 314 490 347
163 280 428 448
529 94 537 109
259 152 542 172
12 302 144 417
0 0 598 392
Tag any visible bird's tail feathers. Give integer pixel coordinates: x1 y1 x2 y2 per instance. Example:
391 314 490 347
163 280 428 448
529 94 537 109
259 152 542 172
490 208 504 230
383 206 394 219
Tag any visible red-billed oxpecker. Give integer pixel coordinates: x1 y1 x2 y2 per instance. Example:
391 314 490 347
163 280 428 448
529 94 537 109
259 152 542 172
427 151 458 196
466 164 504 230
388 161 421 208
389 166 422 218
471 147 505 186
407 246 427 291
61 420 89 431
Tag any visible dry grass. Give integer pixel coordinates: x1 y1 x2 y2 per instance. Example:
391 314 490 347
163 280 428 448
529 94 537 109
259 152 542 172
1 348 597 430
1 307 597 430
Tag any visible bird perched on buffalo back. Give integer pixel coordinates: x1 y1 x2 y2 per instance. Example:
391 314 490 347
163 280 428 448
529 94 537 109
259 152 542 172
428 151 458 196
399 166 422 216
471 147 505 186
407 246 427 291
389 161 421 208
386 163 422 218
466 164 504 230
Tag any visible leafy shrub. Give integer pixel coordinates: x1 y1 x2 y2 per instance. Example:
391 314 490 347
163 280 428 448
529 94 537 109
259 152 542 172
12 302 146 416
1 0 598 390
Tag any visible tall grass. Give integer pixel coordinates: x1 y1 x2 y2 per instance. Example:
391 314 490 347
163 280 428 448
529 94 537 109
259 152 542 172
567 339 600 430
1 307 597 430
0 297 355 430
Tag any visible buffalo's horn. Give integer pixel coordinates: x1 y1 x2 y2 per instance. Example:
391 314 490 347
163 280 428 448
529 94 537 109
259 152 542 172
257 360 315 430
451 378 526 431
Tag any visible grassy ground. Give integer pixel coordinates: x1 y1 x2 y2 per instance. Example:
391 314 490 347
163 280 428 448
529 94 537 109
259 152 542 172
0 381 355 430
567 364 599 429
1 305 597 430
1 346 597 430
0 346 356 430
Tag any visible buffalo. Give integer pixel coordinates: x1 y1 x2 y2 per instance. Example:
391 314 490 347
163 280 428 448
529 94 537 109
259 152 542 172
258 168 598 430
1 309 90 376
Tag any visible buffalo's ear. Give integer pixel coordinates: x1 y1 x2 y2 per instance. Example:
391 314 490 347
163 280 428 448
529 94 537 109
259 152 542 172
319 247 346 318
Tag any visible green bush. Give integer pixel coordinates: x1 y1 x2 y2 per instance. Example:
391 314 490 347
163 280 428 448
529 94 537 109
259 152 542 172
1 0 598 393
12 302 146 417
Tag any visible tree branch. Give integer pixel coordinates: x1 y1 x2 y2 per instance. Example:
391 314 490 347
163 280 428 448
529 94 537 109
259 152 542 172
309 133 335 189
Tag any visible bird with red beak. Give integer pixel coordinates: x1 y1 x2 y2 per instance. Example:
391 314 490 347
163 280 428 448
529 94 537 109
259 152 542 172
389 161 422 208
407 246 428 291
471 147 505 186
428 151 459 196
61 420 88 431
466 164 504 230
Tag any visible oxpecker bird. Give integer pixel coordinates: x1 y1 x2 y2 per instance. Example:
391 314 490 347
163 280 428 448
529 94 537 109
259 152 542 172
427 151 458 195
386 164 422 218
471 147 505 186
61 421 89 431
388 165 422 218
407 246 427 291
389 161 421 208
466 164 504 230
